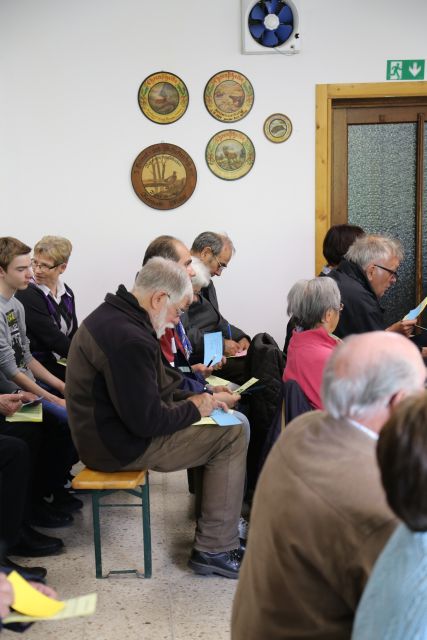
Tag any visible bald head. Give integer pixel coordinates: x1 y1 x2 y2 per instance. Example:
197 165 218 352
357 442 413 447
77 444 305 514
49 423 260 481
322 332 426 425
143 235 195 277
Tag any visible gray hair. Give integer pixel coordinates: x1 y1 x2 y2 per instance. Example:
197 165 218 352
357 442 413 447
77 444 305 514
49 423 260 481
322 333 424 421
345 234 403 270
191 231 235 256
134 256 193 304
191 256 211 291
286 277 341 330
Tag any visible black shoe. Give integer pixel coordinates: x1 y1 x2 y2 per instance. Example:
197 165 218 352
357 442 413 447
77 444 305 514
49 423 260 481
47 488 83 514
64 471 75 490
9 525 63 557
30 500 74 528
188 548 241 579
2 557 47 580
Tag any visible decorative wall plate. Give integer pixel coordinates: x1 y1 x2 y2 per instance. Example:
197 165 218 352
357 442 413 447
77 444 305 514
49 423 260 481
263 113 293 143
138 72 189 124
205 130 255 180
131 143 197 210
204 70 254 123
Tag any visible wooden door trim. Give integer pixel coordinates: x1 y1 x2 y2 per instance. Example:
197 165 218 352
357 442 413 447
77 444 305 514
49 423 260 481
315 81 427 274
416 113 425 302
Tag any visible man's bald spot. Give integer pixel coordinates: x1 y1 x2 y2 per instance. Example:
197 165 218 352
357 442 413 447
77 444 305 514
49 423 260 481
332 332 424 381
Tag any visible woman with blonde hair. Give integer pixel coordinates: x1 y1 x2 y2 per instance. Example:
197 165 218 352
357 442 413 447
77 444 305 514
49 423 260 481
16 236 77 381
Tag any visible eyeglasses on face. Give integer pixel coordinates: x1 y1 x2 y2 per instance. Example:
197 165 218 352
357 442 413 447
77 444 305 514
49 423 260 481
30 259 60 272
213 254 227 271
373 264 399 280
164 293 185 317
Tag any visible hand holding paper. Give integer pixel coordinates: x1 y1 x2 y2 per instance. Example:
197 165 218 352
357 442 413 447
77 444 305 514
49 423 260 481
224 339 242 356
203 332 223 366
0 574 13 619
7 571 63 617
234 377 259 394
6 403 43 423
404 296 427 320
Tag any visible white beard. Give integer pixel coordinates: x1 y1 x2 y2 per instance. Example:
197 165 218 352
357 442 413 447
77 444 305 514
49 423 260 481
156 321 175 339
154 305 175 338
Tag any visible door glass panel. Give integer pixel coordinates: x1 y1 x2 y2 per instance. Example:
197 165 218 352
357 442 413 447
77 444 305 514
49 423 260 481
348 123 417 326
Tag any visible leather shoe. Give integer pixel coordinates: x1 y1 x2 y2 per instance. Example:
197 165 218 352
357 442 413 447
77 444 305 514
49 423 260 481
9 525 63 557
2 557 47 580
31 500 74 528
188 548 241 579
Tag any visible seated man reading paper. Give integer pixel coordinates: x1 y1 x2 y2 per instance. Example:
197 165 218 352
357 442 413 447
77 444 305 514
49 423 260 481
66 257 249 579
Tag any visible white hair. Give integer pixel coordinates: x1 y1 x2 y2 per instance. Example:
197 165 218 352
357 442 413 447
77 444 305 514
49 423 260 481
345 234 403 270
286 277 341 329
134 256 192 304
322 333 424 421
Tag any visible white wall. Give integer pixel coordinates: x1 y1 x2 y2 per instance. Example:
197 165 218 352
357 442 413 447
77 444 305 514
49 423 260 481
1 0 427 347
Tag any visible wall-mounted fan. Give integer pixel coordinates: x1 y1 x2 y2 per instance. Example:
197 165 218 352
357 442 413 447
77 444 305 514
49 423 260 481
242 0 300 55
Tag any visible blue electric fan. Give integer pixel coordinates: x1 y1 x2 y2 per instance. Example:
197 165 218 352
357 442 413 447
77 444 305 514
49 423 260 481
248 0 294 48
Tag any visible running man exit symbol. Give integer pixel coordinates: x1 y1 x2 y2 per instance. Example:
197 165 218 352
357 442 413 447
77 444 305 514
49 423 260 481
387 59 425 80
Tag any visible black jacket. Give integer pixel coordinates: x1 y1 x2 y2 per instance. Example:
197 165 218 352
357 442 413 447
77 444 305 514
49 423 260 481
16 282 78 361
327 259 386 338
244 333 285 495
65 286 200 471
182 280 250 363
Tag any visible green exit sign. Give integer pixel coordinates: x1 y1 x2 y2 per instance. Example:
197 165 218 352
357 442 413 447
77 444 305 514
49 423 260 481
387 59 425 80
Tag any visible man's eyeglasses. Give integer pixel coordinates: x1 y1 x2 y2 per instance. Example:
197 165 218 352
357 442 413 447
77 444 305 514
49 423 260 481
213 255 227 271
374 264 399 280
165 293 185 317
30 259 61 272
339 303 344 312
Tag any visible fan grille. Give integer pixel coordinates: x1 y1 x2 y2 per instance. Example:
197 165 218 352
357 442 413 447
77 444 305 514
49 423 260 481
248 0 294 48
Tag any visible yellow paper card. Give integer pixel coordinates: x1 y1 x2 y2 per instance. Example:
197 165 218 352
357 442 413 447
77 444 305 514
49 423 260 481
6 403 43 423
192 417 216 426
7 571 64 617
234 377 259 394
205 375 232 387
4 593 97 624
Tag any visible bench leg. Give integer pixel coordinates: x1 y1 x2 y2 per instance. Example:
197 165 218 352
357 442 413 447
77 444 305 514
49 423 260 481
91 491 103 579
141 481 152 578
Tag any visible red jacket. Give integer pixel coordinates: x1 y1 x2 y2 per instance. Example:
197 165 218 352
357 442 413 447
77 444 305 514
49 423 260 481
283 327 338 409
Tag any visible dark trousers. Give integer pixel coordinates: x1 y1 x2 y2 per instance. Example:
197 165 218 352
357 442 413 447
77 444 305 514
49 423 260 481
124 423 247 553
34 354 67 382
0 435 29 549
0 410 77 501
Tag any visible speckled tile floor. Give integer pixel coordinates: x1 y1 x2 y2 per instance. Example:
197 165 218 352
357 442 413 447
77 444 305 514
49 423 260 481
12 470 237 639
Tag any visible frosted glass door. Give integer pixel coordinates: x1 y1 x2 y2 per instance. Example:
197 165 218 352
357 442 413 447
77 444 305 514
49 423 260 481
348 123 417 326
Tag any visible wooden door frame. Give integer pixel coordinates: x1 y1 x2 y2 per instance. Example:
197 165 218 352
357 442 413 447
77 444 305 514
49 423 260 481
315 81 427 274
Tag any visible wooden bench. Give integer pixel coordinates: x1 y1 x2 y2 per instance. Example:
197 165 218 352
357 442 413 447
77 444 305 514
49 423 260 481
72 467 151 579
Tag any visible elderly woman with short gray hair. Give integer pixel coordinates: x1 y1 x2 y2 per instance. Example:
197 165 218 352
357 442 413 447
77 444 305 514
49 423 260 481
283 277 342 409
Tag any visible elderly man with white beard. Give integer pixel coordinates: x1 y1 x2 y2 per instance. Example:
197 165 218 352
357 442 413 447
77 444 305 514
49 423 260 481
65 257 248 578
